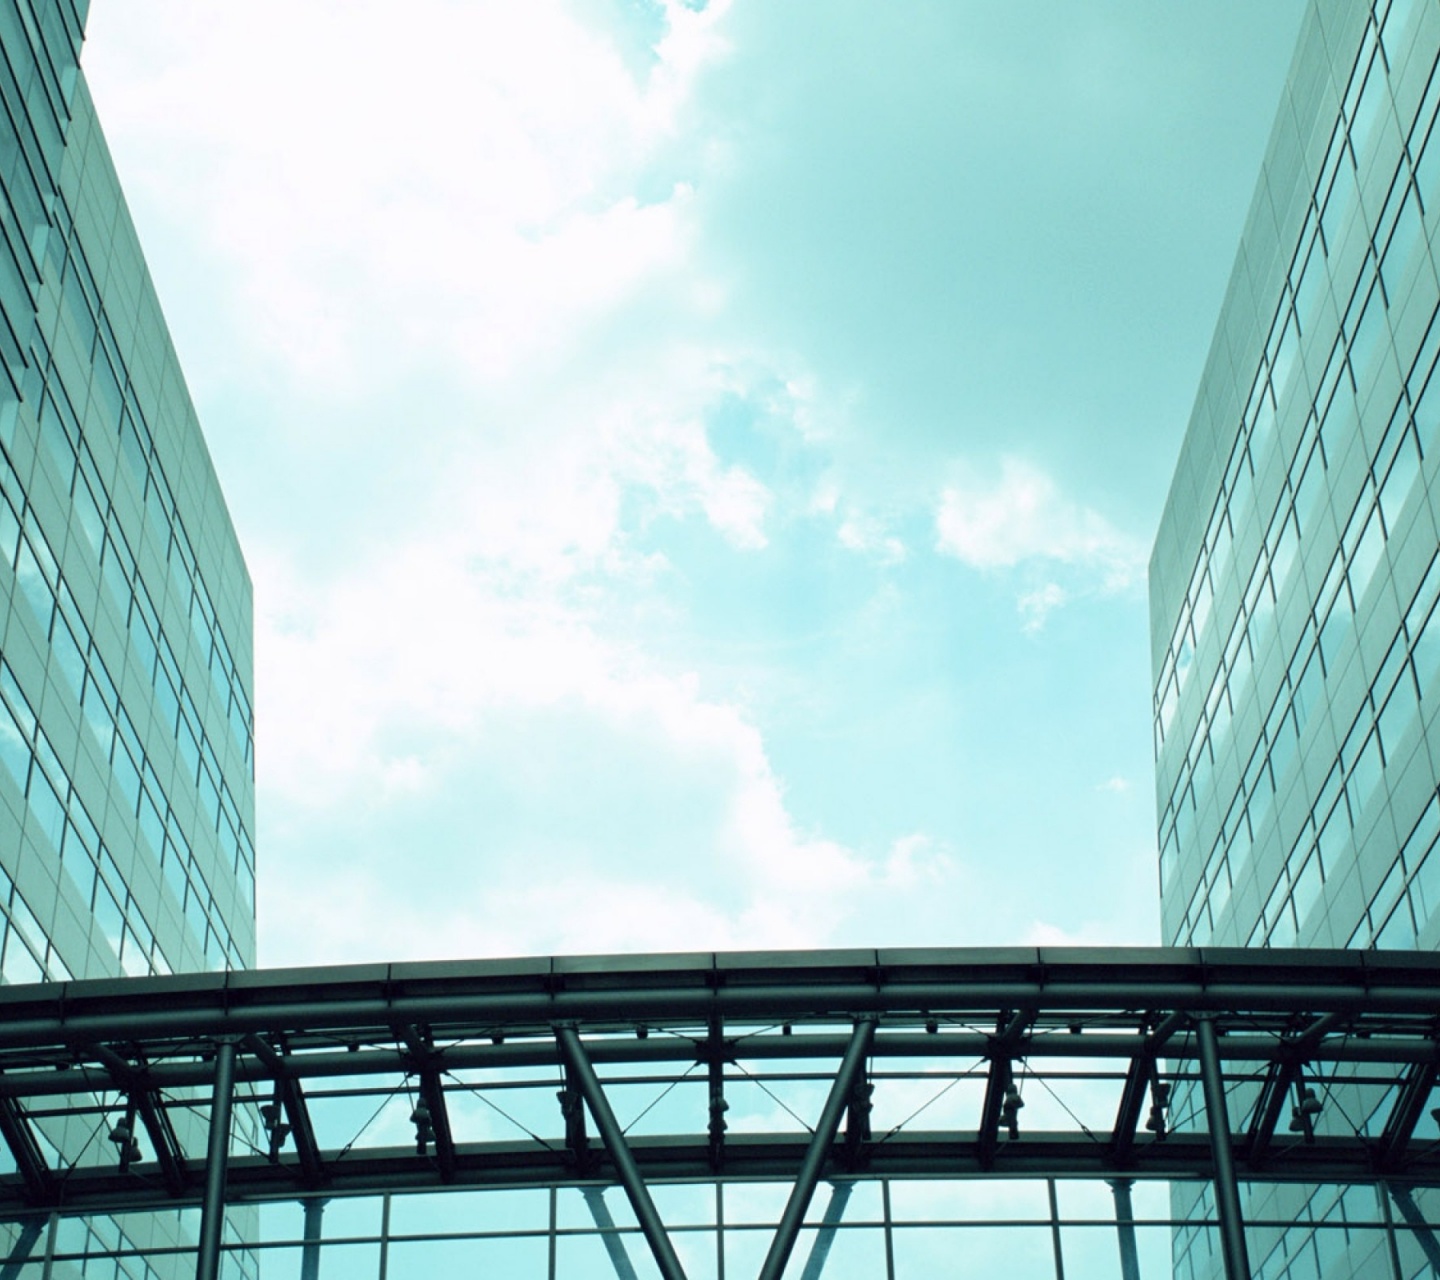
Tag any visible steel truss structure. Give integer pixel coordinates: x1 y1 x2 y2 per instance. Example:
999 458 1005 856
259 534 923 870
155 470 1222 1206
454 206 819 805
0 947 1438 1279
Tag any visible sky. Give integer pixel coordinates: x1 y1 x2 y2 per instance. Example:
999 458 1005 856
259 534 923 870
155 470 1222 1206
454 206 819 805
81 0 1308 969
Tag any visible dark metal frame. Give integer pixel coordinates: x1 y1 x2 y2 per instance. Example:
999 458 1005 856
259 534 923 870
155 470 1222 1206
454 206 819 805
0 946 1438 1280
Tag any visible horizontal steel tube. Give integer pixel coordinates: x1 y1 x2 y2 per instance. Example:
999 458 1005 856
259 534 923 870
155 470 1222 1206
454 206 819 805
0 1130 1432 1223
0 1031 1435 1101
0 946 1431 1048
0 984 1429 1050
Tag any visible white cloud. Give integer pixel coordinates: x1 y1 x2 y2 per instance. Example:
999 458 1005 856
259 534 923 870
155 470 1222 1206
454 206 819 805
878 833 951 889
83 0 1164 968
84 0 732 390
935 457 1142 585
935 457 1144 628
1017 582 1066 633
1024 920 1117 947
250 493 900 961
837 514 906 564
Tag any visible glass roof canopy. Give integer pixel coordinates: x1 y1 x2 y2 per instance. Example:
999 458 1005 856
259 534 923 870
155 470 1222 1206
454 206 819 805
0 946 1438 1279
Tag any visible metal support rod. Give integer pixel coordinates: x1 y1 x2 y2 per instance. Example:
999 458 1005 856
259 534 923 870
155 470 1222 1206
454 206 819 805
1109 1178 1140 1280
715 1183 725 1280
707 1016 727 1173
1244 1058 1298 1167
1194 1015 1249 1280
582 1187 640 1280
136 1089 188 1194
281 1077 324 1185
976 1035 1012 1170
38 1214 55 1280
1378 1061 1438 1167
1378 1183 1405 1280
195 1039 238 1280
1047 1179 1065 1280
1386 1183 1440 1271
1110 1055 1149 1162
300 1198 326 1280
547 1187 557 1280
379 1193 391 1280
799 1182 852 1280
0 1216 43 1280
758 1016 877 1280
0 1097 50 1203
555 1025 688 1280
882 1180 896 1280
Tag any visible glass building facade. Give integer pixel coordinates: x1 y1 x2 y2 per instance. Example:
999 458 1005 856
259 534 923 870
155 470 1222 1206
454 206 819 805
1152 0 1440 1275
0 0 255 1275
0 0 255 985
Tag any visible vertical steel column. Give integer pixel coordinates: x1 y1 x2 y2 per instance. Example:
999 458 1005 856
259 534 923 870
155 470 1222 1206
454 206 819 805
195 1038 238 1280
378 1194 391 1280
758 1016 877 1280
1108 1178 1140 1280
38 1213 56 1280
1047 1179 1065 1280
715 1183 725 1280
1194 1015 1249 1280
547 1187 557 1280
555 1025 688 1280
1377 1183 1405 1280
882 1181 896 1280
300 1198 326 1280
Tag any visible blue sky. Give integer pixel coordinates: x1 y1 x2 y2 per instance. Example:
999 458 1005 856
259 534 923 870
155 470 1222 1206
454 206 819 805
83 0 1306 966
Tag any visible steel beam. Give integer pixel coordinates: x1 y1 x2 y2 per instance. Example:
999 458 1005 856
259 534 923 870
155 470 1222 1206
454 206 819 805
417 1071 456 1181
0 1215 43 1280
0 1127 1430 1217
1378 1060 1438 1170
1108 1178 1140 1280
0 1023 1433 1104
977 1024 1017 1173
1145 1009 1187 1050
300 1198 325 1280
706 1016 726 1173
1109 1054 1149 1164
1386 1184 1440 1271
248 1034 325 1186
1195 1015 1249 1280
990 1007 1033 1056
582 1187 639 1280
38 1212 54 1280
195 1040 237 1280
1294 1009 1349 1051
136 1091 187 1194
281 1077 324 1186
0 949 1433 1230
559 1067 593 1174
978 1007 1029 1170
757 1016 876 1280
1244 1058 1299 1169
977 1057 1006 1168
0 946 1438 1051
798 1182 851 1280
0 1096 48 1204
555 1025 688 1280
1047 1179 1064 1280
843 1064 873 1170
89 1042 189 1194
